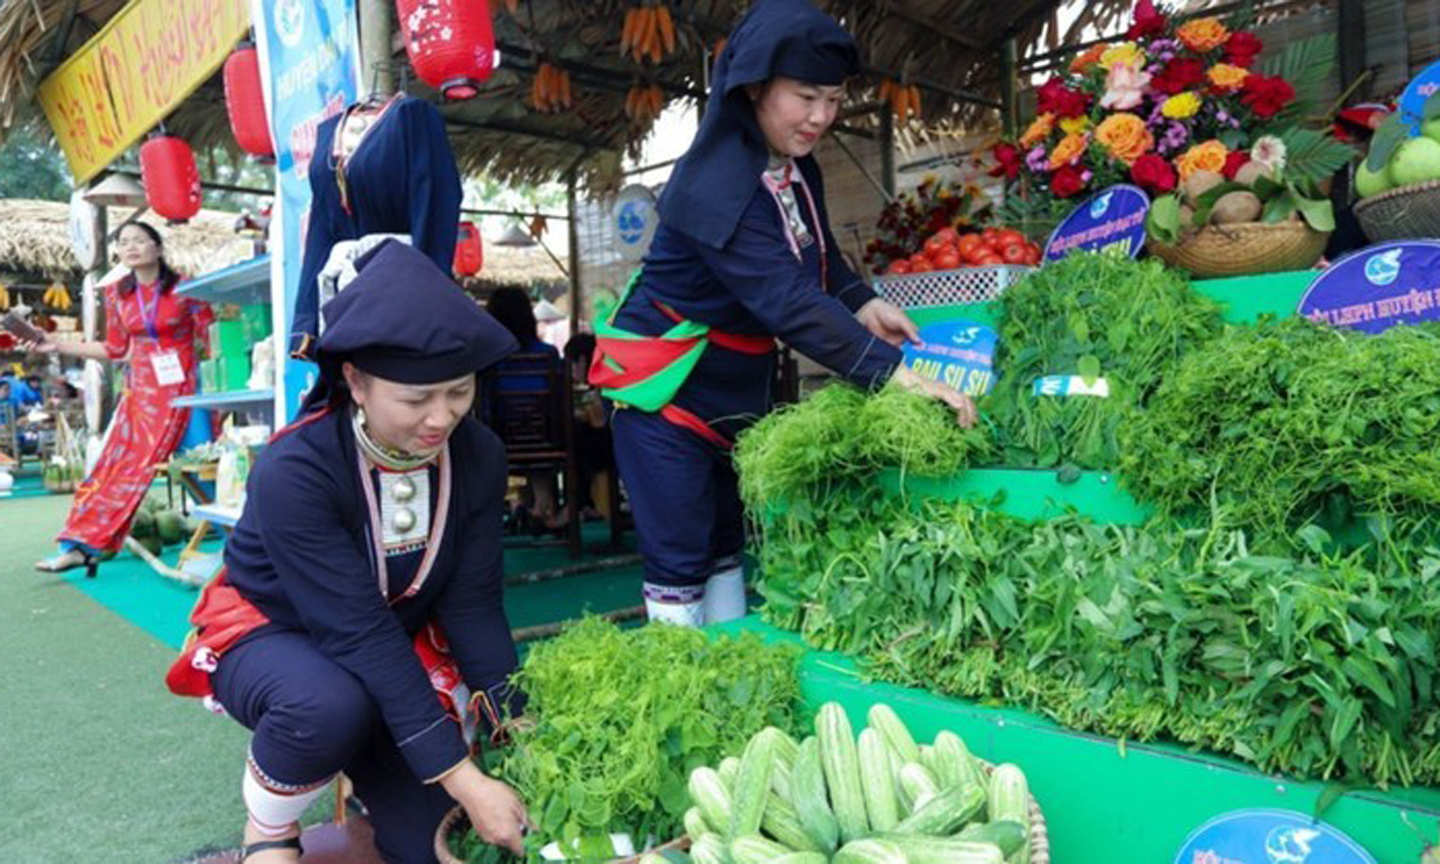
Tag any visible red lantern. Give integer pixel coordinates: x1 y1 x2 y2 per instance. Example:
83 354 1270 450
223 44 274 161
140 135 202 223
453 221 484 276
396 0 496 100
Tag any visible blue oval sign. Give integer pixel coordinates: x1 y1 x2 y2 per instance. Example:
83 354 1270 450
1044 184 1151 262
1298 240 1440 334
900 320 998 396
1175 809 1376 864
1398 59 1440 133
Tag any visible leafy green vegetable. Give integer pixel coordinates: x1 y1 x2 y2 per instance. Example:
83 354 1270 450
494 618 801 858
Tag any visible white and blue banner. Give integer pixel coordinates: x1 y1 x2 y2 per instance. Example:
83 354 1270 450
251 0 361 420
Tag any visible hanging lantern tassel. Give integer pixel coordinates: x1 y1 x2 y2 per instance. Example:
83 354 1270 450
397 0 496 100
223 43 275 161
140 135 202 224
453 222 484 277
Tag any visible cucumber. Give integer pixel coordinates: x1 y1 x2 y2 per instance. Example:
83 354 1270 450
689 833 728 864
893 782 986 836
857 728 900 832
790 735 840 854
762 792 821 853
957 820 1028 858
816 703 868 843
730 834 791 864
896 761 939 814
730 728 776 838
688 767 733 840
866 704 920 765
683 806 711 839
832 838 908 864
988 764 1032 864
870 834 1005 864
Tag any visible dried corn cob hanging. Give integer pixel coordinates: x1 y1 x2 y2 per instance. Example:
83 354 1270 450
620 3 676 64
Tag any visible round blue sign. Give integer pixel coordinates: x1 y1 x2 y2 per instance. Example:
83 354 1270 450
1297 240 1440 334
1176 809 1376 864
1044 184 1151 263
617 201 648 245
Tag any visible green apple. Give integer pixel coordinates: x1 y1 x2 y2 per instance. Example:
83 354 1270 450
1423 116 1440 142
1355 157 1393 198
1389 136 1440 187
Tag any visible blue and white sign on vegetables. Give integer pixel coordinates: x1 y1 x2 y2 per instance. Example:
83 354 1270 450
1297 240 1440 334
1044 184 1150 262
1175 809 1376 864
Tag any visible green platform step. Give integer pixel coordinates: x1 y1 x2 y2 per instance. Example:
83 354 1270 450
716 617 1437 864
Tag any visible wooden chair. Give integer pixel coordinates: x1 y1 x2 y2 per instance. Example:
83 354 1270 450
479 351 582 558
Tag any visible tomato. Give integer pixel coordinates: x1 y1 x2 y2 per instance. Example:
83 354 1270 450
910 253 930 269
887 259 912 275
973 253 1004 267
981 227 1001 246
911 259 934 272
1023 247 1042 266
963 244 991 265
933 227 959 246
923 235 953 258
957 233 983 255
1000 241 1030 265
995 229 1027 248
933 250 961 271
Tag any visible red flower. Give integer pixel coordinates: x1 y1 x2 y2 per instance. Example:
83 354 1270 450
1036 77 1091 119
1051 166 1087 198
1222 150 1250 180
1150 58 1207 96
1241 74 1295 119
990 143 1022 180
1224 32 1264 68
1126 0 1168 40
1129 154 1177 194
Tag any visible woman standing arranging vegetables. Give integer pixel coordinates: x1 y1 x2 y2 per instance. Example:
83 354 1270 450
165 242 529 862
592 0 975 627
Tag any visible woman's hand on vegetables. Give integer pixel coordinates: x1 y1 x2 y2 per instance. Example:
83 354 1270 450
856 298 920 348
890 364 978 429
443 763 531 855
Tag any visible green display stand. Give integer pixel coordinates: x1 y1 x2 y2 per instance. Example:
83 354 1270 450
717 618 1438 864
878 466 1151 525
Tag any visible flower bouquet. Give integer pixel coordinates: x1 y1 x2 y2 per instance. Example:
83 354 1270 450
990 0 1354 275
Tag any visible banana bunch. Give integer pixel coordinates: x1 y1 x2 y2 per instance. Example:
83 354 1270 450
620 4 676 65
44 282 72 311
625 84 666 124
0 283 9 311
879 79 923 125
530 62 572 113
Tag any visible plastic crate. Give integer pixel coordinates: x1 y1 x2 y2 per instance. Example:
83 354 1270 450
873 264 1035 309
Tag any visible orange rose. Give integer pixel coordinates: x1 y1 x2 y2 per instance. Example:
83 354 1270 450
1049 132 1090 170
1070 44 1108 74
1094 113 1154 166
1207 63 1249 92
1021 113 1055 148
1177 17 1230 52
1175 140 1229 180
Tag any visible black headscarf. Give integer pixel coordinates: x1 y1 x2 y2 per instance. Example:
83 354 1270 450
656 0 860 250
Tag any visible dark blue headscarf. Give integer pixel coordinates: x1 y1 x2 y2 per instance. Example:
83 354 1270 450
656 0 860 250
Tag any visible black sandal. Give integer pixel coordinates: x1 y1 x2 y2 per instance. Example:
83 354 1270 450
34 550 100 578
239 836 303 861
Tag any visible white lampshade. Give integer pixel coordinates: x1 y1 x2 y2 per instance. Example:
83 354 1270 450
82 173 146 208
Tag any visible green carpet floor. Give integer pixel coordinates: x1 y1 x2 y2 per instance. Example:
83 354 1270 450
1 491 641 861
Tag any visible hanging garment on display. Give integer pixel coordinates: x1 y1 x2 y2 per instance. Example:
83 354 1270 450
290 95 462 358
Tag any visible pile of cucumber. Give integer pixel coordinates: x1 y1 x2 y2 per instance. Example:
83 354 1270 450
670 702 1033 864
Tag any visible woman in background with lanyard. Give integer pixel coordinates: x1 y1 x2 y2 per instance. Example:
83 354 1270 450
25 221 213 574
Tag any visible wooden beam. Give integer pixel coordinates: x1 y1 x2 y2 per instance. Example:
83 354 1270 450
876 4 986 51
496 41 706 101
443 116 602 151
999 37 1020 140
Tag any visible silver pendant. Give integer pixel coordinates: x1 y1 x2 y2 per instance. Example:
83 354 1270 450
392 476 417 502
392 507 417 533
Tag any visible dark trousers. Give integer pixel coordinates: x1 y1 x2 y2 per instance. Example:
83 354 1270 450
213 630 456 863
610 408 745 590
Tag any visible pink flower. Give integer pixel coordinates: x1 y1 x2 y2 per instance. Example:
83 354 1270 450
1101 63 1152 111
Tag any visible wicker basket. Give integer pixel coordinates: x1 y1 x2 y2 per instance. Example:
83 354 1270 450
434 808 689 864
1146 221 1330 278
1354 180 1440 243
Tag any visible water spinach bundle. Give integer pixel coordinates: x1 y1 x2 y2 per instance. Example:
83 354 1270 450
492 618 802 860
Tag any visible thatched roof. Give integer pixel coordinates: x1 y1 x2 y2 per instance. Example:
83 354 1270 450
0 198 564 287
0 198 254 279
0 0 1138 193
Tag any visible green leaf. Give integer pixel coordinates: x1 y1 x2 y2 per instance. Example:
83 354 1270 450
1078 354 1101 385
1146 194 1181 244
1252 174 1285 200
1425 90 1440 121
1262 189 1297 224
1280 127 1355 185
1292 191 1336 232
1367 115 1408 173
1258 34 1336 122
1296 523 1332 555
1328 697 1363 748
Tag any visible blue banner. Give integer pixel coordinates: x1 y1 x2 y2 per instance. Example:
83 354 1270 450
1175 809 1376 864
900 320 997 396
1298 240 1440 334
1044 184 1150 263
252 0 360 420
